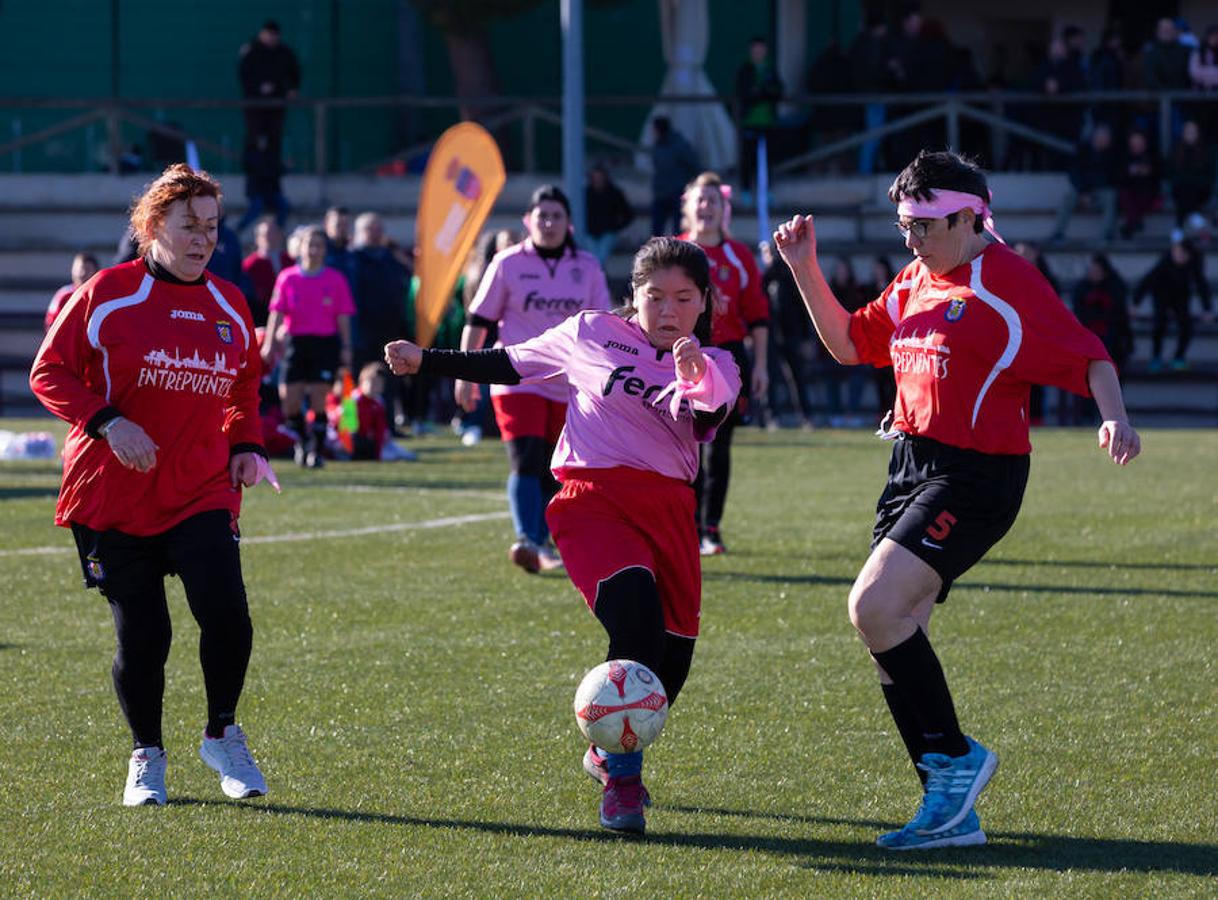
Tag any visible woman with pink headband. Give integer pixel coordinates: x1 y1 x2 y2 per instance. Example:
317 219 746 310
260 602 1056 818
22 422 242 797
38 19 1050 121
774 150 1141 851
679 171 769 556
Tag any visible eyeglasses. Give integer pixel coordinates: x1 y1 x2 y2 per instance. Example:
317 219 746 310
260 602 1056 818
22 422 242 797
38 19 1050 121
894 219 934 239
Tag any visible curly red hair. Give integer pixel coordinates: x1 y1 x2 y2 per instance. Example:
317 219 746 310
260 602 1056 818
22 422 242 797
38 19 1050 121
129 164 223 256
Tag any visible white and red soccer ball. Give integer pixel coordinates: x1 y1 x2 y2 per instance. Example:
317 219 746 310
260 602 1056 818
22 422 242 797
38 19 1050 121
573 659 669 753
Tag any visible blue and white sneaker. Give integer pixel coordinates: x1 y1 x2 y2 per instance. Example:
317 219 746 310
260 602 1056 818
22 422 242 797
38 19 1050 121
583 744 651 806
907 736 997 835
877 809 987 850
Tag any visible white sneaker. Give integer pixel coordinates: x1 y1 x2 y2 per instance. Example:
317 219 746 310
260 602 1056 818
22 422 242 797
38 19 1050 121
124 747 168 806
461 425 483 447
538 541 564 571
199 724 267 799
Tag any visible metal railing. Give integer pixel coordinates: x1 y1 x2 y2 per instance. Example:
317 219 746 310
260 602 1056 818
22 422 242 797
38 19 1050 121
0 90 1214 179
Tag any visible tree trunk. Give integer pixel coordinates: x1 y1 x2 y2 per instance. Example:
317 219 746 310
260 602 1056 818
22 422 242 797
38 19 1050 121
442 26 501 123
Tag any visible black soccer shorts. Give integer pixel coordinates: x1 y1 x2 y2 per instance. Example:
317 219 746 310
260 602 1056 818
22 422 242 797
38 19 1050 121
871 433 1030 602
282 334 340 385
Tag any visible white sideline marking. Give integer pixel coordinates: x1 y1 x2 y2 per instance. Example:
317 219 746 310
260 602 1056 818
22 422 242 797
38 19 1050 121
0 510 510 558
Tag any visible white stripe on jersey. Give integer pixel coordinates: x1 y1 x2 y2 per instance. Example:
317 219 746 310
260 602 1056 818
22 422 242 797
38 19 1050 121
206 280 251 351
86 274 154 402
967 255 1023 428
886 278 913 326
720 242 749 290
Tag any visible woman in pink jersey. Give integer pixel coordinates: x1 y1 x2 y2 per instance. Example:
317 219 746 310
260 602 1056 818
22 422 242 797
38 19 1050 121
679 171 769 555
456 185 611 573
775 150 1141 851
262 224 355 468
387 237 741 836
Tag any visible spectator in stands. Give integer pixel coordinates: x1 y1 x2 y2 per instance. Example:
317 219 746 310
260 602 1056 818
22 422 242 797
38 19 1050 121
734 36 783 203
1144 17 1193 97
1034 35 1088 164
348 212 409 430
650 117 700 237
1072 253 1134 381
237 20 299 165
1168 119 1217 231
1134 234 1213 372
760 241 816 427
584 164 633 266
205 213 249 290
1088 27 1127 130
849 14 899 175
825 258 870 424
1050 124 1119 243
242 217 292 328
1188 25 1218 133
890 4 953 161
1117 130 1162 240
804 39 856 172
323 205 354 283
44 253 99 331
235 133 289 233
861 256 897 415
1014 241 1061 424
1189 24 1218 90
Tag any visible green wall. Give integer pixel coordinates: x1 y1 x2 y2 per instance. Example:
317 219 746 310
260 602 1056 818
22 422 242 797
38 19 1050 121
0 0 846 174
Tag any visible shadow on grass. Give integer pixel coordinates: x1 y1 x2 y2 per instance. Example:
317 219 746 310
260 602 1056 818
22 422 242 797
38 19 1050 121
0 487 60 500
166 797 974 879
658 804 1218 877
986 557 1217 573
168 797 1218 878
702 569 1218 600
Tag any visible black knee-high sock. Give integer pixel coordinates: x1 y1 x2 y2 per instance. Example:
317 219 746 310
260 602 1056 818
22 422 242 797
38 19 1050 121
881 682 929 786
594 568 665 674
657 634 695 705
871 628 968 758
289 413 306 447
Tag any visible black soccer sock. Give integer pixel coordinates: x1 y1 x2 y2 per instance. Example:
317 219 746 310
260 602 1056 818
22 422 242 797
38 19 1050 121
289 413 306 447
656 634 695 706
310 419 327 453
881 682 929 787
871 628 969 758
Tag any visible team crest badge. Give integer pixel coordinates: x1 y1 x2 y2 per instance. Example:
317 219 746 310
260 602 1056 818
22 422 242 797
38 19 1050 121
945 298 967 322
718 265 731 282
216 320 234 343
86 557 105 581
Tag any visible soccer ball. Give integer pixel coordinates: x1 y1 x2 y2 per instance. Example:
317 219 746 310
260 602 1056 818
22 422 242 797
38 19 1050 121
573 659 669 754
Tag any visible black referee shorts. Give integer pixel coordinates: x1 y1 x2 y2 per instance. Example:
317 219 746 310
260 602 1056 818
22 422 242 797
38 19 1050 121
871 433 1030 603
282 334 340 385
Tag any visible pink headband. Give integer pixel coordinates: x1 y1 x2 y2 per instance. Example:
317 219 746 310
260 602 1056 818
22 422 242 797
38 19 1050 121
897 189 1003 243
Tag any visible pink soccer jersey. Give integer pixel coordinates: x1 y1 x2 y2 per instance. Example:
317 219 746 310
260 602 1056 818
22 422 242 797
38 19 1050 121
269 265 355 337
468 241 612 402
505 311 742 482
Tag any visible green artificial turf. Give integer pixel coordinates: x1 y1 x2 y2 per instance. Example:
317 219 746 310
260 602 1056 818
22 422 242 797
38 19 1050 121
1 421 1214 897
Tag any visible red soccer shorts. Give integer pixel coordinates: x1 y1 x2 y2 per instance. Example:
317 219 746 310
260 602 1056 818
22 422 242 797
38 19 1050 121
546 466 701 638
491 392 566 444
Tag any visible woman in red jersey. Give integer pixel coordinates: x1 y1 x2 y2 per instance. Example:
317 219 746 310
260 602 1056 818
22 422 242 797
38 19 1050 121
30 164 274 808
680 171 769 555
776 150 1141 851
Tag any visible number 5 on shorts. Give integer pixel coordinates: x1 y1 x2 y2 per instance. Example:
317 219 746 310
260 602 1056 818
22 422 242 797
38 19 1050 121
926 510 957 541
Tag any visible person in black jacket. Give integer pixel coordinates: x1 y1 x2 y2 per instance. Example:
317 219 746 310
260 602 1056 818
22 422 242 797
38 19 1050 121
1050 124 1119 242
585 165 633 266
238 21 300 165
1134 235 1213 371
1071 253 1133 422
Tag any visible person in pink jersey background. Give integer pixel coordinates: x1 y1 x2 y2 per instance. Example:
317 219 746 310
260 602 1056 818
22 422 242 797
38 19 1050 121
262 224 355 468
457 185 611 573
386 237 740 836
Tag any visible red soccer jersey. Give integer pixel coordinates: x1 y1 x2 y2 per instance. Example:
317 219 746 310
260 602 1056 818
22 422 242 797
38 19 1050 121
848 243 1110 455
683 235 770 345
30 259 264 535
